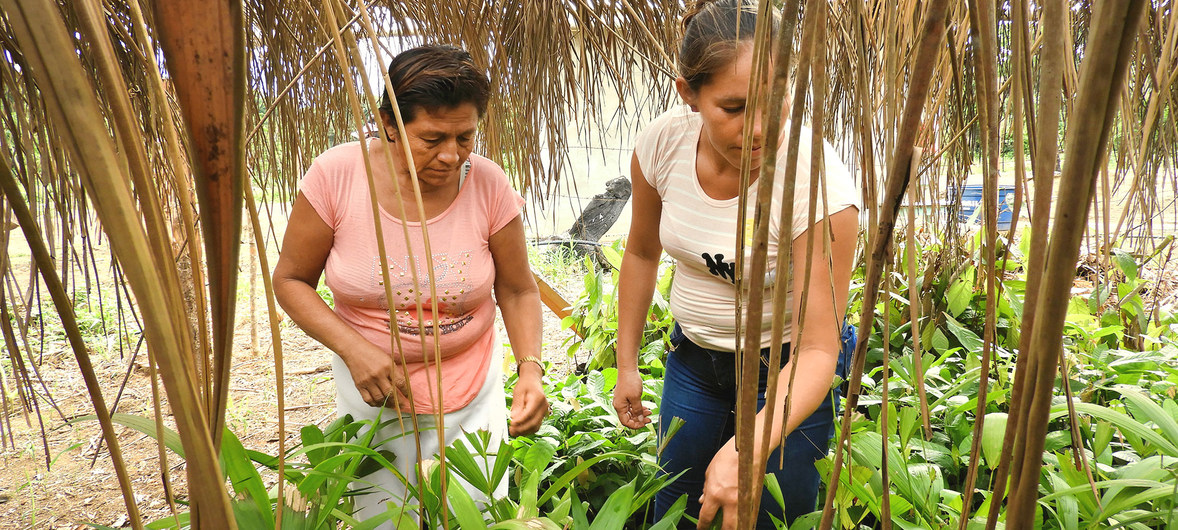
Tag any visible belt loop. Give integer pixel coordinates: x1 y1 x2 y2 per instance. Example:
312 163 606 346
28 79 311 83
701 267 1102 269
668 321 686 352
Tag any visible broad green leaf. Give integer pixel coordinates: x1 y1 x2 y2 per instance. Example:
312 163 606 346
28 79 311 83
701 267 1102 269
1101 455 1174 513
1115 388 1178 445
980 413 1008 470
587 480 635 530
648 494 688 530
1098 483 1178 523
1002 286 1024 321
1103 508 1176 529
230 498 273 530
220 429 274 528
1017 225 1033 257
351 507 418 530
301 424 327 468
586 371 606 397
847 431 937 518
1164 400 1178 423
71 413 184 457
887 492 914 517
145 512 189 529
1052 402 1178 456
354 449 398 479
946 275 973 317
489 518 563 530
905 463 944 504
1094 420 1114 457
1112 250 1138 282
444 434 491 494
891 511 925 530
517 439 558 518
568 488 590 529
446 483 488 529
1046 473 1079 530
764 474 785 514
538 451 635 506
547 488 573 524
930 328 950 353
1068 296 1095 325
601 245 623 270
788 511 823 530
1039 478 1173 505
943 314 983 354
1089 283 1108 315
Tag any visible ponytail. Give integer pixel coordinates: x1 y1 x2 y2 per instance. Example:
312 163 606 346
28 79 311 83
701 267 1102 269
681 0 723 33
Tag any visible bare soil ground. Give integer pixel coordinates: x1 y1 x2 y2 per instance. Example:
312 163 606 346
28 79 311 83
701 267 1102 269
0 239 582 529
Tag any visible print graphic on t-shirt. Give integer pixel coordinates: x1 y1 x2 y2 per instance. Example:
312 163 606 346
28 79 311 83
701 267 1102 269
702 252 736 284
397 299 474 336
372 252 476 335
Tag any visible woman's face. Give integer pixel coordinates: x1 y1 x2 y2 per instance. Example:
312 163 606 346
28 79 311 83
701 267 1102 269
677 44 781 174
383 103 479 192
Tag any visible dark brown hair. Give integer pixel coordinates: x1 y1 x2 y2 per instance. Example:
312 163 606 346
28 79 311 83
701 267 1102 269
679 0 777 91
377 44 491 127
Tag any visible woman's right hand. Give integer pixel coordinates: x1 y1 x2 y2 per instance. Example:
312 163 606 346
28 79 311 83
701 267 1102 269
612 153 661 431
345 342 412 408
275 193 413 408
612 368 651 428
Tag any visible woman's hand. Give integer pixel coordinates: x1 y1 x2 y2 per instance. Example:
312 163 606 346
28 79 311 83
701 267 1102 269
697 438 742 530
344 342 411 408
612 368 651 428
509 363 548 436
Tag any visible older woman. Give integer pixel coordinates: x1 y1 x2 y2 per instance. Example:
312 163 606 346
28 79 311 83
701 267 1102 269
273 44 548 526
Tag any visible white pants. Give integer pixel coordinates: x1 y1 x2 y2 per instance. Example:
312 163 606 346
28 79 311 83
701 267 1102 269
332 348 508 529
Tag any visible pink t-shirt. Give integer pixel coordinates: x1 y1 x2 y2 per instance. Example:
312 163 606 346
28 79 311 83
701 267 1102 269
300 140 524 414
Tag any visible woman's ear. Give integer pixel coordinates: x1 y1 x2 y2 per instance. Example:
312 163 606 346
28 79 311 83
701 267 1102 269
674 77 699 112
378 111 398 142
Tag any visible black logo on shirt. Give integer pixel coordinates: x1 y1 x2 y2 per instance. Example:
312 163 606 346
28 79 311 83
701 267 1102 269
702 252 736 284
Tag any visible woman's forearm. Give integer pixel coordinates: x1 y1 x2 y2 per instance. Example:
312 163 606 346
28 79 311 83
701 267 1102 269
497 284 543 362
489 216 544 370
745 207 859 456
752 346 838 455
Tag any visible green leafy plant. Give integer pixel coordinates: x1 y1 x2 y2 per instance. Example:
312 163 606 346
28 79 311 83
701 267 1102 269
77 413 412 530
560 240 675 371
507 365 680 526
820 234 1178 529
80 403 685 529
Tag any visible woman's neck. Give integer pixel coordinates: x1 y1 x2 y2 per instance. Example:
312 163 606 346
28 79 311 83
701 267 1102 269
695 138 760 201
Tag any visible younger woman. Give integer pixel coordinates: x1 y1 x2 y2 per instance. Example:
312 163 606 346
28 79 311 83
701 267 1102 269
611 2 860 528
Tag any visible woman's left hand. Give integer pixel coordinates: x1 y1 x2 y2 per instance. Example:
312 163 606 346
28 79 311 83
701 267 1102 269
697 438 741 530
508 364 548 436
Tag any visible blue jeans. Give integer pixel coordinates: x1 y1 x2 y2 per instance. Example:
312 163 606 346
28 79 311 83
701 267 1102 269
653 324 855 528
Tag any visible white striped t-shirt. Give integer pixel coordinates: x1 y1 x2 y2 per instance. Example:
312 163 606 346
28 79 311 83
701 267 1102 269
634 105 860 352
